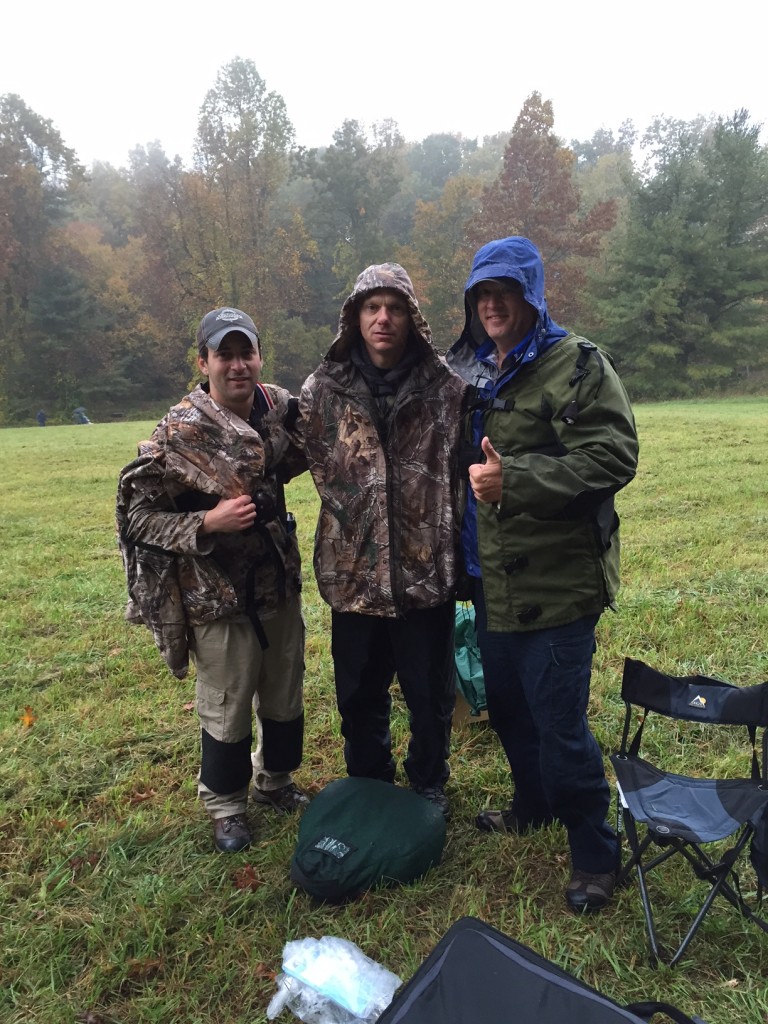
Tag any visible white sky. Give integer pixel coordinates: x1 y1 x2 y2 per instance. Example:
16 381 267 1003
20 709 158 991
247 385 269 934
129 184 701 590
3 0 767 169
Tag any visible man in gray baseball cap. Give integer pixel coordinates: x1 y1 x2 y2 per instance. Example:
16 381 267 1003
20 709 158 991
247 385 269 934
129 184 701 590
118 305 308 853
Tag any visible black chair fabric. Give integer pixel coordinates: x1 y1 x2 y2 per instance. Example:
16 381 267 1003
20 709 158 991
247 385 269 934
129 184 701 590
611 657 768 965
379 917 707 1024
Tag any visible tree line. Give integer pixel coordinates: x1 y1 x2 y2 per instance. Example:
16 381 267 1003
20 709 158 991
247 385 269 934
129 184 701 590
1 58 767 423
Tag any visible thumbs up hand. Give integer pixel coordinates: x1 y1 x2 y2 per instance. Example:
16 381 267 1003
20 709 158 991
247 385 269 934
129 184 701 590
468 436 503 504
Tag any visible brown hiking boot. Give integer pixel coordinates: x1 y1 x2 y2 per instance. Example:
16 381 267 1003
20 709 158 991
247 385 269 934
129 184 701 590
475 807 521 834
411 785 451 820
565 869 616 913
252 782 309 813
213 814 252 853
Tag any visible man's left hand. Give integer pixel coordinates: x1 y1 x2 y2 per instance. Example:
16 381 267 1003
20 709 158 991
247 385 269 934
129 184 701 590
469 436 503 505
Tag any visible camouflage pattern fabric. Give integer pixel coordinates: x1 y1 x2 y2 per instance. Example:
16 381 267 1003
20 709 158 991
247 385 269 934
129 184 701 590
299 263 467 617
116 384 303 678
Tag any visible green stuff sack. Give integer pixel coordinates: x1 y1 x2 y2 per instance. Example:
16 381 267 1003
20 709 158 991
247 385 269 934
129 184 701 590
290 778 447 904
454 602 486 716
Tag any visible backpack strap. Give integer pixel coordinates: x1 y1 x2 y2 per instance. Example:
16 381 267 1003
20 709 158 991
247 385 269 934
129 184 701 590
625 1000 708 1024
561 341 605 425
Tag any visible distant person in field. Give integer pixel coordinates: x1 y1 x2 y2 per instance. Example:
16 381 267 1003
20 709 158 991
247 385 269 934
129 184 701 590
299 263 466 820
116 307 308 853
36 410 47 426
447 236 638 912
72 406 91 424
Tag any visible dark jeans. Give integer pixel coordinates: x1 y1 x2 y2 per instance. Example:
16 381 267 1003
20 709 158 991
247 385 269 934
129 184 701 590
331 601 456 791
474 582 617 873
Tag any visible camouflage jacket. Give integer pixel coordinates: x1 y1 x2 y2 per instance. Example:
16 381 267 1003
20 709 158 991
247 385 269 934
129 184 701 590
116 383 304 678
299 263 467 617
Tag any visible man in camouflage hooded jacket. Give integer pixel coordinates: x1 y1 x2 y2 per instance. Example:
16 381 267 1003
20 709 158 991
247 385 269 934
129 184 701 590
299 263 466 819
117 307 308 853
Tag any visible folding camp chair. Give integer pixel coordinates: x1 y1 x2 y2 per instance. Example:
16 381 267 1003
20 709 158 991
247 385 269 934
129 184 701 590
611 657 768 966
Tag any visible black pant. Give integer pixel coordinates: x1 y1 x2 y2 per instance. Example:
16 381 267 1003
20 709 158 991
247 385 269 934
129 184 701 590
331 601 456 790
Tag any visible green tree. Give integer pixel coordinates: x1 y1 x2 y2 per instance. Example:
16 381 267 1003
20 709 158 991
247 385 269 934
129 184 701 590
262 313 333 393
397 175 483 347
194 57 296 308
591 110 768 397
74 161 140 248
406 133 464 193
570 121 636 168
0 94 85 419
303 119 406 298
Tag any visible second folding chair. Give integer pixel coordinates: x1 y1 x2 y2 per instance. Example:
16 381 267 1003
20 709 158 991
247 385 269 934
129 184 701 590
611 657 768 965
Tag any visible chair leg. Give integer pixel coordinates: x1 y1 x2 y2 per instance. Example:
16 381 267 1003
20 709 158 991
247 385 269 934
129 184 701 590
620 814 768 966
621 814 665 964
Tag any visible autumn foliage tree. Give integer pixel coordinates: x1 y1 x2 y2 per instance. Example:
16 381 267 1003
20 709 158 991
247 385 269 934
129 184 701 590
471 92 617 326
2 78 766 421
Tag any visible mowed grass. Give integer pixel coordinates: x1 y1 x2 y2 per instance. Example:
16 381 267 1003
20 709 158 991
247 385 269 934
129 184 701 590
1 397 767 1024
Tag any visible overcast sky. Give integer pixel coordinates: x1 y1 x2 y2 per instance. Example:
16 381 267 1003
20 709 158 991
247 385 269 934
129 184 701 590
3 0 767 169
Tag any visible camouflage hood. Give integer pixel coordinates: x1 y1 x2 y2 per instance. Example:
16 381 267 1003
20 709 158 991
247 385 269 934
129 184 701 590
326 262 434 362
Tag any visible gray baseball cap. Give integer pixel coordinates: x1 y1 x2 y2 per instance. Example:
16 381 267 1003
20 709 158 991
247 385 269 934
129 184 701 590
196 307 260 352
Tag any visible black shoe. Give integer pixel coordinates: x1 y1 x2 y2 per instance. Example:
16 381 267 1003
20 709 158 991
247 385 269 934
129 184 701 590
565 869 616 913
252 782 310 813
213 814 252 853
475 807 521 834
412 786 450 820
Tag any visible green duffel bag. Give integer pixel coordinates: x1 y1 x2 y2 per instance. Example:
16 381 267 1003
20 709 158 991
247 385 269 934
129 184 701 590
290 778 447 904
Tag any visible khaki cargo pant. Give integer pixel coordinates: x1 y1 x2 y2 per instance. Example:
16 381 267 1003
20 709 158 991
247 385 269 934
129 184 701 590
192 595 304 818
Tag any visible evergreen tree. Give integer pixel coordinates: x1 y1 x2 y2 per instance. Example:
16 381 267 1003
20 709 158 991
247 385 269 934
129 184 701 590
591 111 768 397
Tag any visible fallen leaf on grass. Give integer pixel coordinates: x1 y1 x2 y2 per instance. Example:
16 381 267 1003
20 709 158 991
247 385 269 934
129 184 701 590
182 701 196 712
127 788 157 805
76 1012 109 1024
19 707 37 729
126 956 164 980
233 864 264 891
723 978 740 989
108 647 123 657
69 853 100 874
51 818 69 830
254 962 276 981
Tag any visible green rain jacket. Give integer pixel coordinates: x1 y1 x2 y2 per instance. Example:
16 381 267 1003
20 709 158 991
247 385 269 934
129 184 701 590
446 237 639 632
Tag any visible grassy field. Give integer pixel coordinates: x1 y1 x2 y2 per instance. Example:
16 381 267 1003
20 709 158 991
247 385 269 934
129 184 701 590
1 397 767 1024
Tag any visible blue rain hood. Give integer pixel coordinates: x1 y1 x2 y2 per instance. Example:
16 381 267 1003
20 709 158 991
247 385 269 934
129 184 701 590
447 236 569 580
454 236 567 357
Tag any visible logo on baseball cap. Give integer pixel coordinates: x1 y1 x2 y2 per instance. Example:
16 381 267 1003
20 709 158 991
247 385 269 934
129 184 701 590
196 307 260 353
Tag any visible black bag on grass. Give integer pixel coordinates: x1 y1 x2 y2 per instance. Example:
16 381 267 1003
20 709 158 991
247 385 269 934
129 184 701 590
379 917 707 1024
290 778 446 905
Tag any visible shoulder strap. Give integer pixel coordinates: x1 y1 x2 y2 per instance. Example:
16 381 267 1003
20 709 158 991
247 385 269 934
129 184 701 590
255 382 274 411
625 1000 708 1024
562 340 605 425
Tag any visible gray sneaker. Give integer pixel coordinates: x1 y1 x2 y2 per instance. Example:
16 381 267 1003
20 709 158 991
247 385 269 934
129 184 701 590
252 782 309 813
